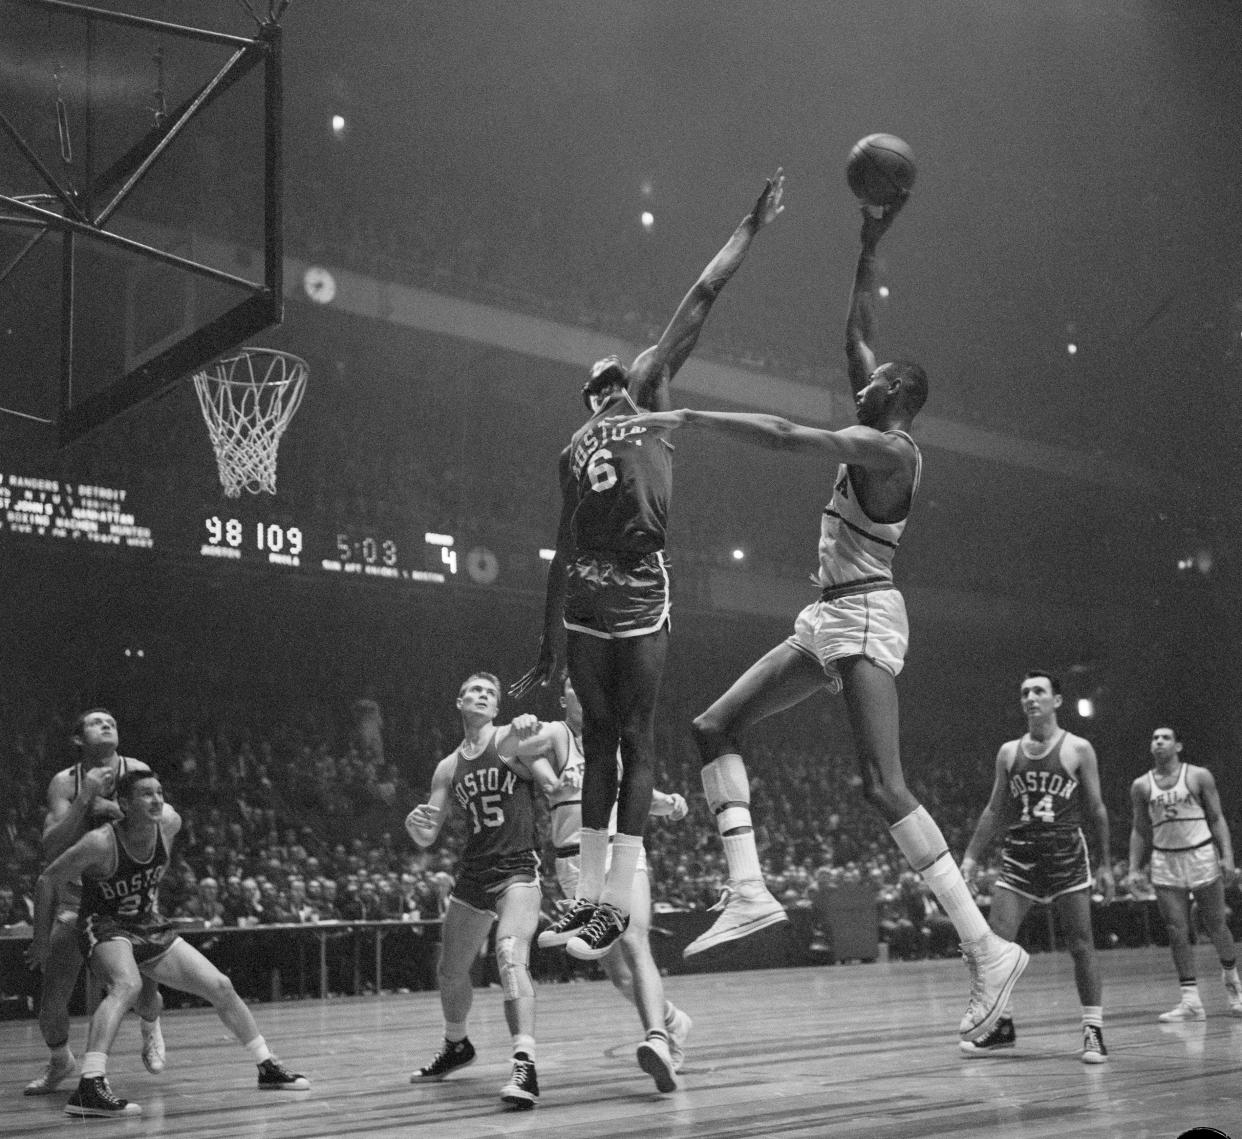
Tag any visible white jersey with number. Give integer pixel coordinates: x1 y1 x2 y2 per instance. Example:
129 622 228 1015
816 431 920 596
1147 764 1213 852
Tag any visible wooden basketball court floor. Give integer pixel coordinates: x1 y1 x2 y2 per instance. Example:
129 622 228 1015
3 943 1238 1138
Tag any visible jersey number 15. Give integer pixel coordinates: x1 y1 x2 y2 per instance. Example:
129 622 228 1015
466 794 504 833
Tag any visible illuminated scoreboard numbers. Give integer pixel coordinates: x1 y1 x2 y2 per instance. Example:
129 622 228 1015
200 516 303 566
425 531 457 579
322 529 458 583
327 531 401 579
255 521 303 565
204 515 243 555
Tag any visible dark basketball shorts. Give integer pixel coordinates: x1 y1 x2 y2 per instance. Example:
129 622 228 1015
80 914 181 965
995 827 1092 903
563 550 670 639
450 852 540 916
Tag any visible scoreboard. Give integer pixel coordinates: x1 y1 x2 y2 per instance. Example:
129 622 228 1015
0 471 540 590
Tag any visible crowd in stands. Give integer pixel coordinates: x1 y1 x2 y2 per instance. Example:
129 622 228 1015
5 674 1229 994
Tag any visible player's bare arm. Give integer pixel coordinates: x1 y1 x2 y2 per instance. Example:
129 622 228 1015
845 196 907 393
1069 736 1114 902
496 720 576 798
629 169 785 411
30 827 112 966
960 744 1017 881
404 756 456 848
494 715 562 795
510 454 575 699
1126 776 1154 890
43 766 117 859
42 758 154 860
616 409 913 474
496 717 564 762
1193 767 1237 884
509 752 560 797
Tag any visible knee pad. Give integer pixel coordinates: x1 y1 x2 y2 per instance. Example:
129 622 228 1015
702 755 752 833
495 936 533 1002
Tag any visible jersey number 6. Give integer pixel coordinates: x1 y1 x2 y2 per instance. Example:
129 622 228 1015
587 448 618 493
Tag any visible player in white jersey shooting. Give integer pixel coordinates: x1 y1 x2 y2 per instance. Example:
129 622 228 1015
620 197 1027 1044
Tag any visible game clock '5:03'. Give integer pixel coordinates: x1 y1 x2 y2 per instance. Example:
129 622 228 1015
323 529 458 583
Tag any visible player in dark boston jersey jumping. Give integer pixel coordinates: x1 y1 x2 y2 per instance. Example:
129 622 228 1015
511 171 785 960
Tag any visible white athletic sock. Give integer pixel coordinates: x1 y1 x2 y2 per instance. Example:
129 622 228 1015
890 807 990 943
512 1034 535 1059
1223 964 1241 989
1179 981 1202 1006
1081 1005 1103 1028
244 1035 272 1064
81 1052 107 1079
722 832 764 883
578 828 609 901
445 1020 468 1043
599 833 642 915
921 854 991 944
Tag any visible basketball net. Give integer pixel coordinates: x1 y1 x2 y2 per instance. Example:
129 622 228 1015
192 347 307 497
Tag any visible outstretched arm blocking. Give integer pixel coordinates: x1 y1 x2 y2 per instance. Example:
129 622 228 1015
629 170 785 411
617 408 912 473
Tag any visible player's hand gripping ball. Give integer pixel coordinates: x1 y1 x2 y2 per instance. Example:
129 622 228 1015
846 133 916 208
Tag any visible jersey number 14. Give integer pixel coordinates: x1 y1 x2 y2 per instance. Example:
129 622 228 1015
1018 792 1056 825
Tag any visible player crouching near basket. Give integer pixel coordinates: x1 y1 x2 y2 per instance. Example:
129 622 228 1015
31 770 309 1118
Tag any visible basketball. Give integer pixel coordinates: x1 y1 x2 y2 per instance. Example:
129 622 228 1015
846 134 916 207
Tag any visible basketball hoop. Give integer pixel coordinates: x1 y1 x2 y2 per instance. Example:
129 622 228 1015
192 347 307 497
